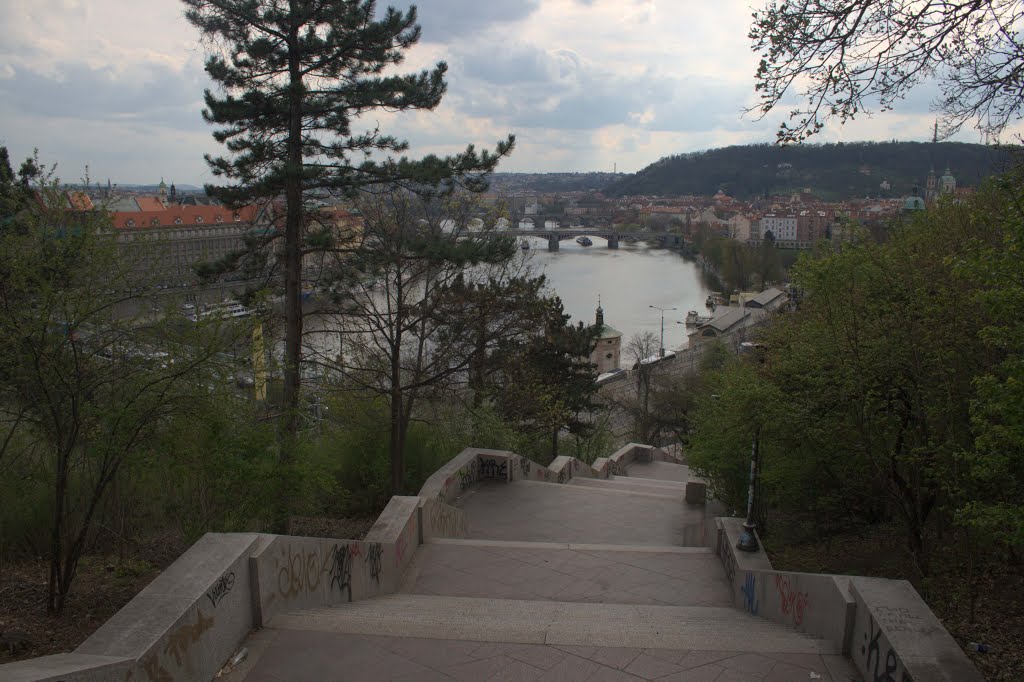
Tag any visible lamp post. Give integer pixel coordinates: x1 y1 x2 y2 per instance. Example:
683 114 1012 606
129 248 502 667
736 427 761 552
649 305 676 358
676 321 695 375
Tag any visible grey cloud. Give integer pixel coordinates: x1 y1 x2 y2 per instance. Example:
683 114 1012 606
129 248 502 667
0 60 208 132
409 0 540 42
447 42 751 133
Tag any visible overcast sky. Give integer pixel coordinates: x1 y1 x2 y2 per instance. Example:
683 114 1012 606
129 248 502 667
0 0 1012 186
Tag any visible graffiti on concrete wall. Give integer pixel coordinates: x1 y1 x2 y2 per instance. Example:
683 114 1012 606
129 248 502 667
206 571 235 609
164 608 215 666
428 499 468 537
861 616 915 682
520 457 531 478
479 457 508 480
366 542 383 584
741 573 759 615
719 533 737 583
458 460 478 490
275 541 382 604
773 574 810 626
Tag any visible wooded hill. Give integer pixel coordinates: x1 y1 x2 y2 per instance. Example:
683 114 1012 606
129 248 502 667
604 141 1019 200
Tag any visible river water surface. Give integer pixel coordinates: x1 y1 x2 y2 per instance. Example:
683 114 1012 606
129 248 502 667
523 236 713 351
300 236 713 361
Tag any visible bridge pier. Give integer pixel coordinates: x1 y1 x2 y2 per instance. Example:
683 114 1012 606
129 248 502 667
548 235 560 251
607 234 619 249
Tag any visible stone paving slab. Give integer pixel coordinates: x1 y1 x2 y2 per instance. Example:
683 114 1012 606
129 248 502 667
459 481 705 546
625 461 691 482
271 595 833 653
403 541 732 607
569 477 685 498
235 630 861 682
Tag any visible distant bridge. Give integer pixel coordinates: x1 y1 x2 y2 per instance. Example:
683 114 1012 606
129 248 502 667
520 228 683 251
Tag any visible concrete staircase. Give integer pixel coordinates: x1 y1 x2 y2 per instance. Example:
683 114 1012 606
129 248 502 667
241 457 861 681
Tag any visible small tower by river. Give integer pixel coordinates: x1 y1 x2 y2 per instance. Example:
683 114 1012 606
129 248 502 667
590 297 622 374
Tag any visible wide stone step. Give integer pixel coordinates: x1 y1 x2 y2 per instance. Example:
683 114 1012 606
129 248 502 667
457 479 707 546
609 474 689 491
271 595 833 654
571 476 685 497
402 539 731 607
625 460 691 483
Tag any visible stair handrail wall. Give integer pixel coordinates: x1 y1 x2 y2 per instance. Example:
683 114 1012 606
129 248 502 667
710 517 984 681
0 442 684 681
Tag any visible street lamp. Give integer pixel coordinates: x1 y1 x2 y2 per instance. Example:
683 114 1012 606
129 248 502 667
736 428 761 552
649 305 676 358
676 321 695 375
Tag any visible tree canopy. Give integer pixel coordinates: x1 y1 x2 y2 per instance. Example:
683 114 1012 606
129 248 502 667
750 0 1024 143
183 0 514 448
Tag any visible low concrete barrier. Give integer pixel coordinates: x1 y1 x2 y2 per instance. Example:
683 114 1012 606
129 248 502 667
712 517 982 677
418 447 515 504
0 442 688 681
419 496 470 541
250 495 423 629
77 532 265 682
0 654 132 682
849 577 984 682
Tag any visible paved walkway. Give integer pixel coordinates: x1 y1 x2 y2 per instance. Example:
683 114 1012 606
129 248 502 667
234 458 861 682
403 540 732 607
458 480 704 546
240 629 857 682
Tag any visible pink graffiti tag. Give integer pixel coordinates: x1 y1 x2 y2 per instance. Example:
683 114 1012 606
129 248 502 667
774 575 810 626
395 531 409 567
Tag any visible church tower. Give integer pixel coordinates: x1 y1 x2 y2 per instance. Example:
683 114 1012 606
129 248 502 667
589 297 622 375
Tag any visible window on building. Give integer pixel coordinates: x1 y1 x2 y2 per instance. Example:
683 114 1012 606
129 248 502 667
174 217 183 225
125 219 136 227
196 216 204 224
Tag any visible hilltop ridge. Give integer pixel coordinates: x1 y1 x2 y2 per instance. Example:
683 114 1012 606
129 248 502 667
604 141 1018 199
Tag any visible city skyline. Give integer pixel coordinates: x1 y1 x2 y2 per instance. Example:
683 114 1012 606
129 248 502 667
1 0 1015 186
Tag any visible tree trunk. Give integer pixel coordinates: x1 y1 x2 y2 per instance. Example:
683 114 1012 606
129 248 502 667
390 385 404 494
280 4 304 457
48 450 68 614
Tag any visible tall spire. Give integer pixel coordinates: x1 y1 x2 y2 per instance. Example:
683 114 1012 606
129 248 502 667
595 295 604 328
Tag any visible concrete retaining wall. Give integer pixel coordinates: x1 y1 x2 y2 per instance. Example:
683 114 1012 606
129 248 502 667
419 496 470 542
76 532 266 682
713 517 983 677
0 441 687 681
418 447 515 504
849 577 984 682
0 654 132 682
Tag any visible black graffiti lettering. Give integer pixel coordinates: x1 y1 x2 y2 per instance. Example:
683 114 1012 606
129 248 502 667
366 542 383 584
520 458 531 478
860 618 912 682
328 544 353 602
479 458 508 479
206 571 235 608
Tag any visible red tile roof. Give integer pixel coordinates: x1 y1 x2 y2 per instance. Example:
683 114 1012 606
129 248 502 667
66 192 94 210
135 196 166 212
110 204 260 229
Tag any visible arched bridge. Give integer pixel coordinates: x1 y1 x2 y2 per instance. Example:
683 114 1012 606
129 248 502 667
522 228 683 251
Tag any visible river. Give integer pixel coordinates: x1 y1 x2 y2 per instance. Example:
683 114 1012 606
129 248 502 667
299 237 714 362
522 236 713 351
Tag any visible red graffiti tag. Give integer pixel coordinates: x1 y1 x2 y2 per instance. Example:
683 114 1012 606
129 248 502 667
774 575 810 626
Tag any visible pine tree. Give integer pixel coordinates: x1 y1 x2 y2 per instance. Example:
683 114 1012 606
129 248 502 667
182 0 514 453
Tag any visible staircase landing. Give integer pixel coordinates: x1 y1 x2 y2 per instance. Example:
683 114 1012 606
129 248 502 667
231 456 860 681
